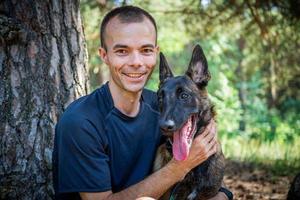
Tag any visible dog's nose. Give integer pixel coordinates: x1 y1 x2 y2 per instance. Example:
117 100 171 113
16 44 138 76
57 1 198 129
160 119 175 131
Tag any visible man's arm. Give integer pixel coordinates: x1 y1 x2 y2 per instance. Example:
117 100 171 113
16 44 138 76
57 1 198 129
80 121 218 200
81 159 195 200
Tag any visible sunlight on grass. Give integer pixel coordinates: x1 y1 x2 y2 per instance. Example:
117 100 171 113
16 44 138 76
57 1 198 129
221 135 300 175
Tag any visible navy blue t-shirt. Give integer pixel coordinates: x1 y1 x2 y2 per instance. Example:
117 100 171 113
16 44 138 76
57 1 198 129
52 83 161 199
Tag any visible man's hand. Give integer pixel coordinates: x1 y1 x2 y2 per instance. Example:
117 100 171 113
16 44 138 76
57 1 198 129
188 119 217 168
170 119 218 176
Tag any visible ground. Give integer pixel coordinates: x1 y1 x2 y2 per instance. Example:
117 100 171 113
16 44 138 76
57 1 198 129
224 160 295 200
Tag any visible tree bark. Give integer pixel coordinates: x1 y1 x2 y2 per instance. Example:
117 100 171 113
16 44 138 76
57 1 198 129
269 46 278 108
0 0 89 199
235 38 247 132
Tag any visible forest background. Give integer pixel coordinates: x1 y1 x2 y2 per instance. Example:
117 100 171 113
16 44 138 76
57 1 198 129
82 0 300 173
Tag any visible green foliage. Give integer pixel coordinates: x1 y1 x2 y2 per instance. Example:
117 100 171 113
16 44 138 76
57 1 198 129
221 135 300 175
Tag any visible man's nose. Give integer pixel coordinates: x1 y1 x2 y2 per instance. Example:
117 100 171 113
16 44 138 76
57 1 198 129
129 52 143 67
159 119 176 132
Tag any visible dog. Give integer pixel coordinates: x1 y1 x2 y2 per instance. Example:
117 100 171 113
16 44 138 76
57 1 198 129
153 44 225 200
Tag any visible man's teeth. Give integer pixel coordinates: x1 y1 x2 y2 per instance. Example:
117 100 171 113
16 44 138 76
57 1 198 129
126 73 144 78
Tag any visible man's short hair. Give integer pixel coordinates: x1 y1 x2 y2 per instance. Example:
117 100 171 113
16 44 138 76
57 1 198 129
100 5 157 50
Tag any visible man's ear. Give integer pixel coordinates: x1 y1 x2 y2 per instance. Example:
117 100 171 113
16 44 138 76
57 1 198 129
185 44 211 87
159 52 173 83
155 45 160 54
98 47 108 64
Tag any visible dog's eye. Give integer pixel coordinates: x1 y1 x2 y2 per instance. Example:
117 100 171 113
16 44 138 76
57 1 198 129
158 97 163 104
180 92 189 100
158 97 163 111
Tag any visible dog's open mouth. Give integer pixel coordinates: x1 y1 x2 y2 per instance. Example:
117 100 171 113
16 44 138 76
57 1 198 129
172 114 198 161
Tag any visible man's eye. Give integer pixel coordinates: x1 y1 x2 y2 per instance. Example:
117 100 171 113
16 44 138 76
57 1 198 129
142 48 154 54
115 49 127 55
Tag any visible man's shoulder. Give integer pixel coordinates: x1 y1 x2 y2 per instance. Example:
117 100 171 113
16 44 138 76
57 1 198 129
55 93 108 144
142 87 157 96
57 84 112 129
66 84 112 114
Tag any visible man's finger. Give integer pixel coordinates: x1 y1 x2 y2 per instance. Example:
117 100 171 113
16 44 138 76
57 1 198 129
196 121 214 141
200 120 214 137
208 142 217 156
202 125 216 143
207 136 217 150
208 126 217 144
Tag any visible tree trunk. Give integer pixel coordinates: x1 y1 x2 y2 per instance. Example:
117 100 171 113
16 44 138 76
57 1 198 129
269 47 277 108
0 1 89 199
235 38 246 132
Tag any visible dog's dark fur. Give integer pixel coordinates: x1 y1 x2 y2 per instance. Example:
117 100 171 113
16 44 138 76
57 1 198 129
153 45 225 200
287 173 300 200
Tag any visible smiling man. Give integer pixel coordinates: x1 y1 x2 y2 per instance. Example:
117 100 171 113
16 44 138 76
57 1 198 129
52 6 231 200
98 12 158 117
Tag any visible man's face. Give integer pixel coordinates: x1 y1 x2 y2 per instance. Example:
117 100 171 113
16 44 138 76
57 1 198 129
99 17 159 94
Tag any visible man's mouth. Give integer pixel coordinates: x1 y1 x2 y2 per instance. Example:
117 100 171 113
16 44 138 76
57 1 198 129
123 72 147 79
167 114 197 161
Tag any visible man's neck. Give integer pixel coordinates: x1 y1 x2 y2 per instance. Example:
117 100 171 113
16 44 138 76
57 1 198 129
108 81 142 117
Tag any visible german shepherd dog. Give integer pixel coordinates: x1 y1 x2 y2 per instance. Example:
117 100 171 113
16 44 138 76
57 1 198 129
154 45 225 200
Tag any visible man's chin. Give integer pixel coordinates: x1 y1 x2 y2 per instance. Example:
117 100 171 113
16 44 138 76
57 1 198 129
122 79 147 93
124 85 145 94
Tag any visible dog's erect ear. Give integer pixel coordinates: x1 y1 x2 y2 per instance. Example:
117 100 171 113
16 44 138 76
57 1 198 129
159 52 174 82
185 44 211 87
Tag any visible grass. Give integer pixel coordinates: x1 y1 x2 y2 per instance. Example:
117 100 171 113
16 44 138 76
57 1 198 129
220 135 300 176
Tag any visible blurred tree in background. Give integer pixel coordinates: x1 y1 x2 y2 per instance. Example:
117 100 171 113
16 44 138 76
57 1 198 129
80 0 300 171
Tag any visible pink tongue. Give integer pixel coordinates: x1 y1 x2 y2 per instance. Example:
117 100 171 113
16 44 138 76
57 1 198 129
172 119 191 161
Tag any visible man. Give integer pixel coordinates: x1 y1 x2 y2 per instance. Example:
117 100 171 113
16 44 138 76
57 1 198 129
53 5 232 200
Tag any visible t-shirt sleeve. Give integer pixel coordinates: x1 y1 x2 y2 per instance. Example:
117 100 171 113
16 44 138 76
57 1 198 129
56 115 111 193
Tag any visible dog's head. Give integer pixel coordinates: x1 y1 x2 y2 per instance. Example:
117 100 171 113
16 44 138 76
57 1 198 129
158 44 213 161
